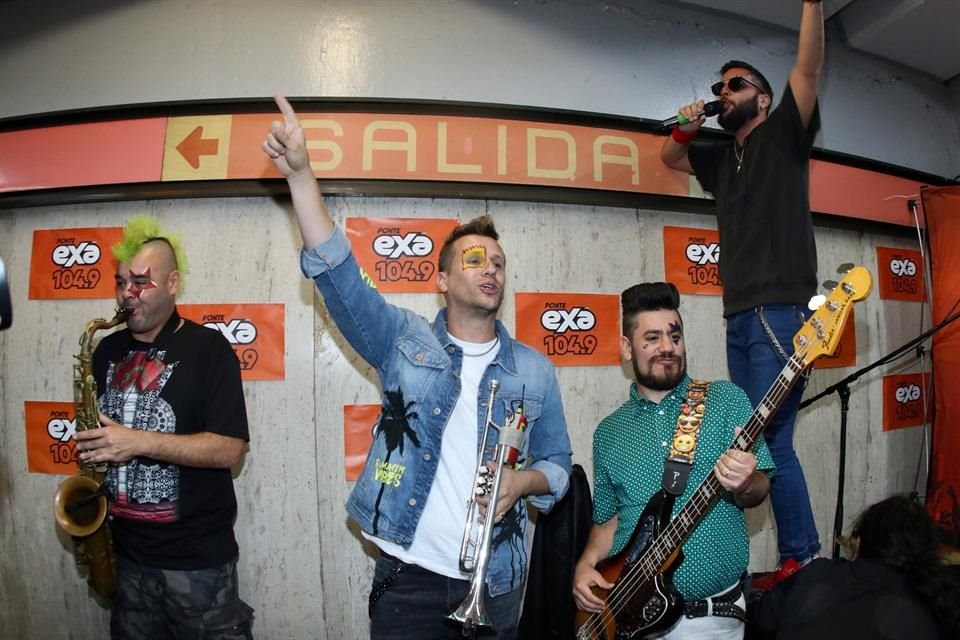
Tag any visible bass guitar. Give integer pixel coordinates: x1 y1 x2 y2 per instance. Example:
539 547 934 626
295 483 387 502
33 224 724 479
575 266 872 640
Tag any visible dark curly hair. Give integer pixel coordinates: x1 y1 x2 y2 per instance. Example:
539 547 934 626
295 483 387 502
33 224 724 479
853 494 960 637
620 282 681 337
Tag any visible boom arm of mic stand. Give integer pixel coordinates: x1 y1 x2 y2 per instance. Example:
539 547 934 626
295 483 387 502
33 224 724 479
801 307 960 410
799 306 960 558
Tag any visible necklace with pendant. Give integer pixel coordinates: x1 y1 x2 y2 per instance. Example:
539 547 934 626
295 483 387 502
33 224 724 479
734 143 745 173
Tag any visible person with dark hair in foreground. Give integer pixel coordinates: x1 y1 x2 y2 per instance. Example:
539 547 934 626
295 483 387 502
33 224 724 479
749 494 960 639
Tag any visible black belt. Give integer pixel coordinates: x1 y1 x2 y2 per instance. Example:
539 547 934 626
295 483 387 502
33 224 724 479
683 583 746 623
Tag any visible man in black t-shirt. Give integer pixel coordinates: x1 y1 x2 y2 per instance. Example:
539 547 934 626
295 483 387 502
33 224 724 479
660 1 825 591
74 216 254 639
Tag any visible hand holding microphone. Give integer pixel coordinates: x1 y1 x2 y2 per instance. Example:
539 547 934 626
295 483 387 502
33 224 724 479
660 99 723 129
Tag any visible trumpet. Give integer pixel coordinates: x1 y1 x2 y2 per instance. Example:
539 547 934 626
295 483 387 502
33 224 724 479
450 379 528 633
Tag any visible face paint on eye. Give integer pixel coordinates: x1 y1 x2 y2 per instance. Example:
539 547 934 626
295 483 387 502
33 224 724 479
126 268 158 299
669 322 682 336
462 245 486 270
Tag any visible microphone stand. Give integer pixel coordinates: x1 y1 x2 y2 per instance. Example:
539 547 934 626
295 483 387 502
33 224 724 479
801 307 960 557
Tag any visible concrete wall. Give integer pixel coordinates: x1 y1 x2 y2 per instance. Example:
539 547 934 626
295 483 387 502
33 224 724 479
0 0 957 178
0 197 932 638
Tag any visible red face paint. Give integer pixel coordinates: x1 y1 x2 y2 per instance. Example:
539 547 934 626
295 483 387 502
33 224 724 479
125 267 158 299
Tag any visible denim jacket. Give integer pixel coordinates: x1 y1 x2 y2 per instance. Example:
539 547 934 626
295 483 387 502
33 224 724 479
301 226 573 597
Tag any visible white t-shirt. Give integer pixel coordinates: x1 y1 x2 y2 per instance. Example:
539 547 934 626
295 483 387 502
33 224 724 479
368 333 500 578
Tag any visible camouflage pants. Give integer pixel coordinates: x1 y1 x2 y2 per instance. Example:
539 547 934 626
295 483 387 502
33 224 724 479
111 555 254 640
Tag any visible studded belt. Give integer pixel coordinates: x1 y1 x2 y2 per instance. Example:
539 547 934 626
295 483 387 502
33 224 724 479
683 583 746 623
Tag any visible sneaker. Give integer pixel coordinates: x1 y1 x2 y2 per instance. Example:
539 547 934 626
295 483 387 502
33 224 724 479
750 557 802 591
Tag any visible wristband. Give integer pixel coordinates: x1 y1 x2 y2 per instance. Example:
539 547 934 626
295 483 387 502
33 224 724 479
671 127 699 144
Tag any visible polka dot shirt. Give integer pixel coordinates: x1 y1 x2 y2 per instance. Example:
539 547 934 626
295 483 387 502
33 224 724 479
592 375 775 600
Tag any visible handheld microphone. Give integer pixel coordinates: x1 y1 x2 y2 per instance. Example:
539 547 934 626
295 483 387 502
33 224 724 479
660 100 722 128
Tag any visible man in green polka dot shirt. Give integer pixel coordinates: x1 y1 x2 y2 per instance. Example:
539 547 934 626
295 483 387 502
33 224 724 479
573 282 774 639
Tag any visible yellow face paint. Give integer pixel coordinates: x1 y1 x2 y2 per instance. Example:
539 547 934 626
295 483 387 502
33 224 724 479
462 245 486 270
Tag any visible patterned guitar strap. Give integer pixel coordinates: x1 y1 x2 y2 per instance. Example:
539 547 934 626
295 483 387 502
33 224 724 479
661 380 710 496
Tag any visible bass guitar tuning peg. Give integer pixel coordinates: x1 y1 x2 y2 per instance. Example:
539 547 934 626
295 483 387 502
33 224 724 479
822 280 839 291
808 294 827 311
836 263 855 274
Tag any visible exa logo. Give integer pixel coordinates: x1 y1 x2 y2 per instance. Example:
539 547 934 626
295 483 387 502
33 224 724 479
51 241 101 268
373 232 433 259
889 258 917 277
685 242 720 265
540 307 596 334
47 417 77 442
204 319 258 345
894 383 921 404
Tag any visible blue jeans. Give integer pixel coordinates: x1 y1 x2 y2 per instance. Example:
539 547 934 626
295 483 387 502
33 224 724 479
369 554 522 639
726 305 821 563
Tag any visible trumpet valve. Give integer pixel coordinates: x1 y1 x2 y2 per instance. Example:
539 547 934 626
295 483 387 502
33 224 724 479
475 468 494 495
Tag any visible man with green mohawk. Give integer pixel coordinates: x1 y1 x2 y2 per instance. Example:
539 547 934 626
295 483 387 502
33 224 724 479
74 215 254 638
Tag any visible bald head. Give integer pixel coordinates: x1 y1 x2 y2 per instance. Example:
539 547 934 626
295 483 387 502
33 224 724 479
116 238 181 342
141 238 179 272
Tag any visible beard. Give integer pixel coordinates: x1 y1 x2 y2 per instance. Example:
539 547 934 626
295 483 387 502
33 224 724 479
718 94 761 131
632 355 687 392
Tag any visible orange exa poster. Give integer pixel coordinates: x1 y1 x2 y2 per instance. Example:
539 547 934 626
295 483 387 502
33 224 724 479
179 303 285 381
346 218 459 293
29 227 124 300
881 372 931 432
515 292 620 367
663 226 723 296
875 246 925 302
25 401 78 475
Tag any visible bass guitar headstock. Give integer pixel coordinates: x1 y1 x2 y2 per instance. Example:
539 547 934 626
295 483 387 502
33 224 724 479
794 265 873 366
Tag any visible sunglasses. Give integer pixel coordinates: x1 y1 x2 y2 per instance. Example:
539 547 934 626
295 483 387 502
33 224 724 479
711 76 766 97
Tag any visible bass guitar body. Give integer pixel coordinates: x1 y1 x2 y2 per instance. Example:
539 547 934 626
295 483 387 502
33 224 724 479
575 490 685 640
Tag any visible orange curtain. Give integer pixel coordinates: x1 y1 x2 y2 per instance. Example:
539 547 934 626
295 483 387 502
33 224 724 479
922 186 960 543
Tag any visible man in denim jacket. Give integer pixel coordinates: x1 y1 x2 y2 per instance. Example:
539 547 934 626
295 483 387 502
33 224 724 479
263 95 573 639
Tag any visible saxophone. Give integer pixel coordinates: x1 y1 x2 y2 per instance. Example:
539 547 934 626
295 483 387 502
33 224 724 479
53 307 129 600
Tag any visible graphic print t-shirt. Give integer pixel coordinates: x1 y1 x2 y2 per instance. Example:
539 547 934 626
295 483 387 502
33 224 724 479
93 318 249 570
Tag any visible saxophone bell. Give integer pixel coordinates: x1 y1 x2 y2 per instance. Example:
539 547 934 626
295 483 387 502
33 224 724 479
53 475 109 538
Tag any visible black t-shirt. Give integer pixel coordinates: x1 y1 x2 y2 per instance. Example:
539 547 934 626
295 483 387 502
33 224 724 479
93 313 249 570
749 558 943 640
688 83 820 316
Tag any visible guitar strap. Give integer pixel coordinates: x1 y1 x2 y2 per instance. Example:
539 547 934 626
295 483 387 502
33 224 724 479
661 379 710 496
